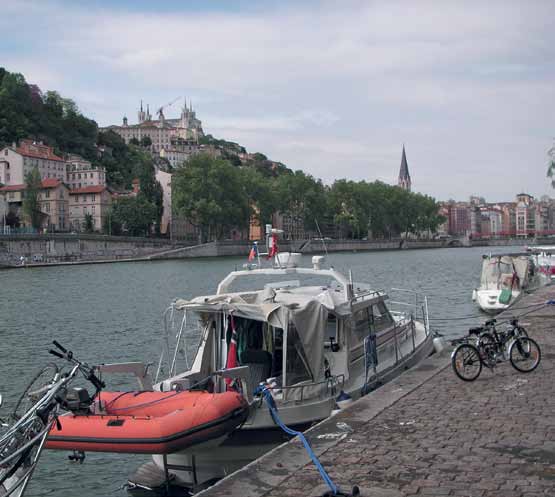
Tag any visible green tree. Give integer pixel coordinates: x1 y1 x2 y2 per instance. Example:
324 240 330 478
275 171 328 236
238 167 279 229
172 153 250 242
22 167 42 230
111 196 158 237
83 213 94 233
129 137 140 146
140 135 152 147
102 208 121 235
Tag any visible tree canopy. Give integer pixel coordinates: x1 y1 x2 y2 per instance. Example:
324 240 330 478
172 153 444 242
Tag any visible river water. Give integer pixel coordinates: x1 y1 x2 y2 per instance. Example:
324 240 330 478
0 246 522 496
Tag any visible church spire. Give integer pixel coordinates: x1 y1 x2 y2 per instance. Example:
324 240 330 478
398 145 411 192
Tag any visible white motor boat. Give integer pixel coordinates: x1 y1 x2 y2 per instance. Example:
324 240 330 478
128 233 435 491
527 245 555 280
472 253 544 314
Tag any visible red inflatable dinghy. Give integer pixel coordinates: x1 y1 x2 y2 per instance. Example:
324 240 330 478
46 390 249 454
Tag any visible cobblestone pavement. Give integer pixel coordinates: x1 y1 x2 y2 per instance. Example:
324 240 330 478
262 288 555 497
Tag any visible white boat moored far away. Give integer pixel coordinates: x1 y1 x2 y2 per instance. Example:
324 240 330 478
472 253 547 314
527 245 555 280
127 226 436 492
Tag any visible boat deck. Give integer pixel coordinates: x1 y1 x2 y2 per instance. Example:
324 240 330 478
199 286 555 497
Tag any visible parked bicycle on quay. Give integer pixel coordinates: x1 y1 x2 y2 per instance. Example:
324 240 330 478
451 315 542 382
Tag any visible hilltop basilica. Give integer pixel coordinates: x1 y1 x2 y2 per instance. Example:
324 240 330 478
102 99 205 167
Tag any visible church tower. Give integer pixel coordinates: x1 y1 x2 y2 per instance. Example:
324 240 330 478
398 145 411 191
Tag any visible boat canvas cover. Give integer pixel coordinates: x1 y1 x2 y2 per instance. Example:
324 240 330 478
174 288 335 379
480 256 529 290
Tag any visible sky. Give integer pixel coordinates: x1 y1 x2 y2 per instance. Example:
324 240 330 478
1 0 554 202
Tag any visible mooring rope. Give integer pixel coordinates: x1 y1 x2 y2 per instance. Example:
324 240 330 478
255 385 339 495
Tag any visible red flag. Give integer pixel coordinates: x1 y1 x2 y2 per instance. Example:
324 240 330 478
225 315 238 389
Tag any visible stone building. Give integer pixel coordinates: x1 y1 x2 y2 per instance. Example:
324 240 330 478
103 99 204 154
155 169 172 235
68 185 112 232
65 153 106 190
0 140 66 185
0 179 69 231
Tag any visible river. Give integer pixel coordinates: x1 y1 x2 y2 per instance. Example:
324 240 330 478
0 246 523 496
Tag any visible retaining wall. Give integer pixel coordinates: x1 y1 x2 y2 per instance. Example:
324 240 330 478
0 234 181 266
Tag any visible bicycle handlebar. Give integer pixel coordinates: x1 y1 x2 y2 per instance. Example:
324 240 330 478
48 341 105 392
48 349 64 359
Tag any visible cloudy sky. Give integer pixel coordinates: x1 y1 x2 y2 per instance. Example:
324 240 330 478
2 0 554 201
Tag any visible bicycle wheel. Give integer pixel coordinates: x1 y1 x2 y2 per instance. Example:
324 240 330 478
509 337 541 373
451 343 482 381
11 364 59 421
477 332 497 369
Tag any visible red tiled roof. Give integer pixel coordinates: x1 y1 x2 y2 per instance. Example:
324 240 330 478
69 185 108 194
41 178 63 188
0 179 63 192
0 184 24 192
16 140 64 162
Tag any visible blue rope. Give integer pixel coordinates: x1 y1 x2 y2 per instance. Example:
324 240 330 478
256 385 338 495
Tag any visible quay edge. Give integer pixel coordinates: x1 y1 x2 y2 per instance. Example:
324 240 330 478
197 350 451 497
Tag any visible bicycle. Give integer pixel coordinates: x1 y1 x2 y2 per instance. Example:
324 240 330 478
476 318 540 373
451 318 541 381
0 341 104 497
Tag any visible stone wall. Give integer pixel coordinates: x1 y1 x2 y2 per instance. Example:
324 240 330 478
0 234 181 266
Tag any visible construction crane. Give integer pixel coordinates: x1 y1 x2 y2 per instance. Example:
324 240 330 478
157 96 181 118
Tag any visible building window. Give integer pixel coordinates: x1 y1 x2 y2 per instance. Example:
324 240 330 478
45 190 50 198
92 194 96 202
46 203 50 213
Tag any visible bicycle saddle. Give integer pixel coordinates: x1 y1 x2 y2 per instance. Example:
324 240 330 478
468 327 483 335
485 319 496 326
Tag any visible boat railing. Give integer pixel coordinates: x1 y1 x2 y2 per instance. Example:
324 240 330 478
270 374 346 405
388 288 430 336
165 367 344 406
156 305 202 383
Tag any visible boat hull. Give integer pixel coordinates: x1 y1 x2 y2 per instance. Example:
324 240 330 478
46 390 249 454
475 289 521 314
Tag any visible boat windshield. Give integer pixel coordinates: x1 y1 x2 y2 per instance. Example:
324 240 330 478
223 273 341 294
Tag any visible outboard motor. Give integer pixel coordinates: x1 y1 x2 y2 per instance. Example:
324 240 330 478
62 387 92 415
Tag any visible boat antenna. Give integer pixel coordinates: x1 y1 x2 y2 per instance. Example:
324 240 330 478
314 218 331 266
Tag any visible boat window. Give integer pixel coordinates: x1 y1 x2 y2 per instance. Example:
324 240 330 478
326 314 337 341
353 308 372 341
285 324 313 385
372 302 394 332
